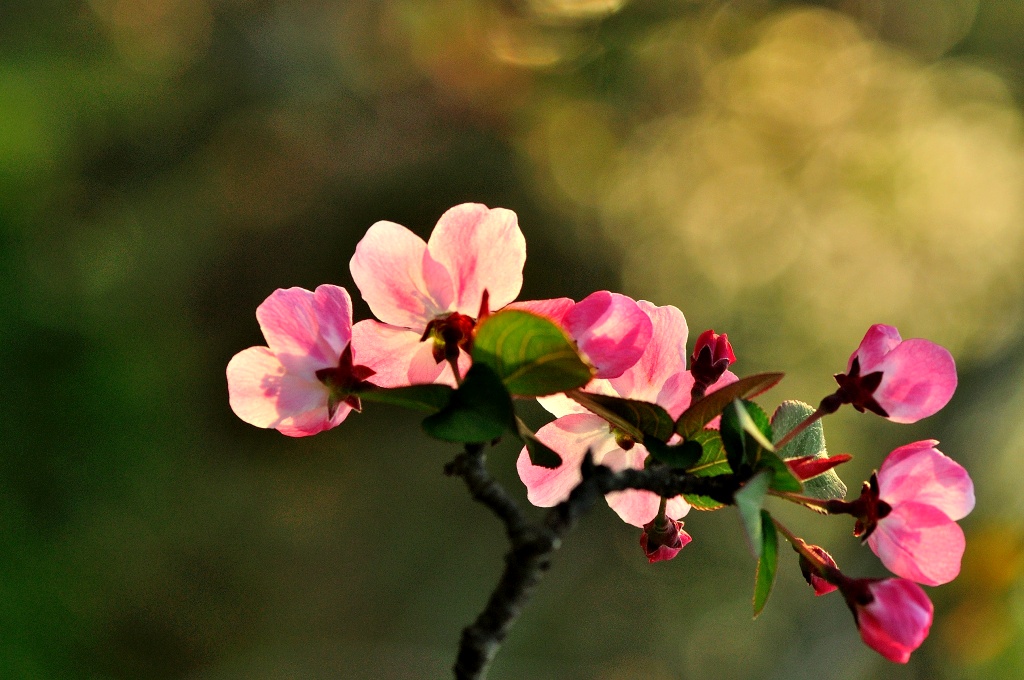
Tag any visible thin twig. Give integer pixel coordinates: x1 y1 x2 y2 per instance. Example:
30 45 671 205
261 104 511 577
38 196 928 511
445 447 742 680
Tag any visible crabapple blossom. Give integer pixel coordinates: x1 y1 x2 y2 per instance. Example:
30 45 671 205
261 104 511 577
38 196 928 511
227 285 374 437
517 300 736 527
349 205 650 388
842 577 934 663
830 324 956 423
350 203 526 387
854 441 975 586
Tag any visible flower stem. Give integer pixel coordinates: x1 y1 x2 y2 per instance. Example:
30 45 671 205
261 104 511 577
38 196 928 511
448 357 464 386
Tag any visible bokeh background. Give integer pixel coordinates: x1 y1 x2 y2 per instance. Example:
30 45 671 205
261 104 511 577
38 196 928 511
3 0 1024 678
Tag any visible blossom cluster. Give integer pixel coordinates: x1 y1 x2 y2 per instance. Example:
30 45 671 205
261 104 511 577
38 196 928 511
227 203 971 666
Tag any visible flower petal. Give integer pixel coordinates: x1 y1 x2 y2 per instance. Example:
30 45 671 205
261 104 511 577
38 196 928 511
505 297 575 325
227 346 339 436
255 285 353 374
874 339 957 423
427 203 526 314
868 502 966 586
878 441 974 521
858 579 933 663
851 324 903 372
516 413 610 507
607 301 687 403
566 292 653 379
350 220 452 330
351 320 449 388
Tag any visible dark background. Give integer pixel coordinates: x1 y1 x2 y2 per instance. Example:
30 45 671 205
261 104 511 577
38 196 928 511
2 1 1023 678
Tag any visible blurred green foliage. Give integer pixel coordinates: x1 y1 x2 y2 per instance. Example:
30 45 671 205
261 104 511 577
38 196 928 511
3 0 1024 678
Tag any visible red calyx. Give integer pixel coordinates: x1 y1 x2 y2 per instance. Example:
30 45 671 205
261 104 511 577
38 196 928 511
315 343 377 417
690 330 736 396
832 357 888 417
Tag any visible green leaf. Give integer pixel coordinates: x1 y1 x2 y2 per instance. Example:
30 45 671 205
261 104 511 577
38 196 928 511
354 383 453 412
675 372 784 438
735 470 771 557
646 438 703 469
753 510 778 618
758 450 803 493
683 430 731 511
472 310 594 396
516 417 562 469
568 391 675 442
720 400 773 473
771 400 847 500
422 364 516 443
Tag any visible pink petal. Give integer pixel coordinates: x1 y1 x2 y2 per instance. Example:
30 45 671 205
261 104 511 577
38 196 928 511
601 444 690 526
874 339 957 423
850 324 903 372
565 292 653 379
227 346 342 436
350 220 453 330
516 413 612 507
426 203 526 315
607 301 687 403
506 297 575 325
255 285 353 374
859 579 933 663
868 502 966 586
351 320 450 388
878 441 974 521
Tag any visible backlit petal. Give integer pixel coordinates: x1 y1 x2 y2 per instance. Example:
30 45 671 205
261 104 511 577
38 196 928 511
427 203 526 314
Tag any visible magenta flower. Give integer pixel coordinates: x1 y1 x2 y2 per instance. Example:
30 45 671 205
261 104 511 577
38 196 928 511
350 203 527 387
856 441 974 586
640 516 692 563
517 301 736 527
831 324 956 423
842 578 934 663
227 285 374 437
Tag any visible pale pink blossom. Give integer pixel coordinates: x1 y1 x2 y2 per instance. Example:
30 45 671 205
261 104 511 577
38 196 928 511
350 204 652 388
864 441 975 586
350 203 525 387
845 578 934 663
517 301 736 527
833 324 956 423
227 285 372 437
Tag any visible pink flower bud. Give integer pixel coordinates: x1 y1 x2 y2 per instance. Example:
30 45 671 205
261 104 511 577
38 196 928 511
640 516 692 563
832 324 956 423
842 578 934 663
798 545 839 596
689 329 736 388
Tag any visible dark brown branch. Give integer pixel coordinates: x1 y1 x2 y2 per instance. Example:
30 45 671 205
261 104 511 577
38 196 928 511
445 447 741 680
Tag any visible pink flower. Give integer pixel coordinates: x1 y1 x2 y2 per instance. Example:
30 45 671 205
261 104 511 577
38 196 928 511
350 203 526 387
831 324 956 423
517 301 736 527
842 578 934 663
640 516 692 563
350 204 652 387
860 441 975 586
227 285 374 437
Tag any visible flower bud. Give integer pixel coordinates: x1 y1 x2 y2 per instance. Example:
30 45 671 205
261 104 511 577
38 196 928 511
690 330 736 389
639 516 692 563
798 545 839 596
